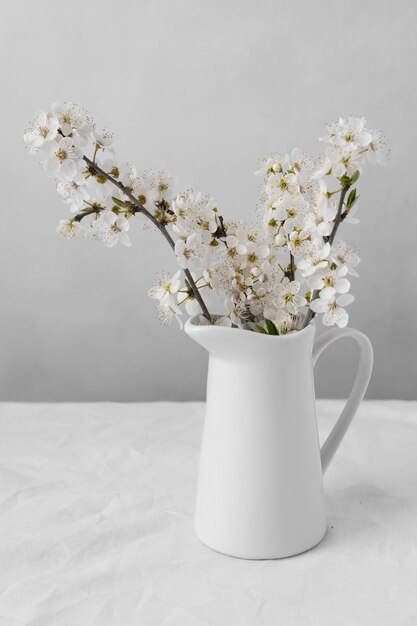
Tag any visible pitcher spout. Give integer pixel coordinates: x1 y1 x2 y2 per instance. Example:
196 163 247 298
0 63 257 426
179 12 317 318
184 315 316 359
184 316 225 355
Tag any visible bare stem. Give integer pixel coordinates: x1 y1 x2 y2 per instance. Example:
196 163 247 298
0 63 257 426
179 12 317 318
73 206 101 222
289 253 295 281
82 155 212 322
301 183 351 329
328 184 351 246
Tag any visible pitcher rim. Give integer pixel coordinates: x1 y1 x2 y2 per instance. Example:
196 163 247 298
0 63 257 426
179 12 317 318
185 315 315 341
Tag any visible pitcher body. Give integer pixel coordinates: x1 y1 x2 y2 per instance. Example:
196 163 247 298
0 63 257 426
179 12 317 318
185 317 373 559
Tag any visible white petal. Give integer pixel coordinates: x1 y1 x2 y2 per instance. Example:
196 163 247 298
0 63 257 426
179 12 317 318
148 286 164 300
61 160 77 180
335 308 349 328
44 157 60 175
321 243 331 259
307 276 324 290
336 293 354 307
334 278 350 294
310 299 328 314
119 233 131 247
319 286 336 299
185 298 201 316
322 311 336 326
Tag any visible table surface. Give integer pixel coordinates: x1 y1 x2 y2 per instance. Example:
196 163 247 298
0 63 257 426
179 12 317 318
0 400 416 626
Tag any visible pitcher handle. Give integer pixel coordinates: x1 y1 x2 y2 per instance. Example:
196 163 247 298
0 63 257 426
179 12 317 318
312 327 373 474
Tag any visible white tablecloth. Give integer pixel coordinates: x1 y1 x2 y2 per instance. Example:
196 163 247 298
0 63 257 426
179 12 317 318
0 401 416 626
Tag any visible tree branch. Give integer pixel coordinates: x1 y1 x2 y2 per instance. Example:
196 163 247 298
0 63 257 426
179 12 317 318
82 155 212 322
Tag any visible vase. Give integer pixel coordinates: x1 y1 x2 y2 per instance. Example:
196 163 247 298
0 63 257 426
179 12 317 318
184 316 373 560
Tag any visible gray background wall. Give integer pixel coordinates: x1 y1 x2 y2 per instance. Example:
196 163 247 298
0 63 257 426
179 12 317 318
1 0 416 401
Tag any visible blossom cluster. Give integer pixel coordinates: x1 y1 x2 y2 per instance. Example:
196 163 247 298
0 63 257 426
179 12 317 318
24 106 387 333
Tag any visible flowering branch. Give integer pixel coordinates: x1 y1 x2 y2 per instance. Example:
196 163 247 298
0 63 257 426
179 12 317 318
24 105 387 333
82 156 212 322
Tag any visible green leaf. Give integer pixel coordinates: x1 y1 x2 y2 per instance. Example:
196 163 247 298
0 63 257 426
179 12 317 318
256 325 268 334
340 174 351 188
346 188 357 209
112 196 127 207
265 319 278 335
340 169 360 189
350 170 360 184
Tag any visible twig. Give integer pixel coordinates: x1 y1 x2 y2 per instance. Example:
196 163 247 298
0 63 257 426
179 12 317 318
82 156 212 322
289 253 295 281
328 184 350 246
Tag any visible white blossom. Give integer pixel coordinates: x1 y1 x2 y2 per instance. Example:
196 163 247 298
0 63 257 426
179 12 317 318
57 180 89 213
286 149 314 173
94 129 114 148
367 129 390 164
297 242 331 277
56 219 81 239
263 307 294 334
273 278 306 315
148 270 181 301
320 116 372 151
330 239 361 276
24 112 59 153
287 229 311 257
325 146 362 178
304 202 337 237
42 137 81 181
307 264 350 297
311 155 333 179
148 270 183 328
267 170 300 202
132 173 160 212
274 230 287 247
310 293 354 328
156 297 183 328
255 152 283 177
51 102 91 146
276 197 309 233
86 211 131 247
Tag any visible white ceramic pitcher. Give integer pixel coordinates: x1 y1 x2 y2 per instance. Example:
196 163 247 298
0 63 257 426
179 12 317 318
185 317 373 560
